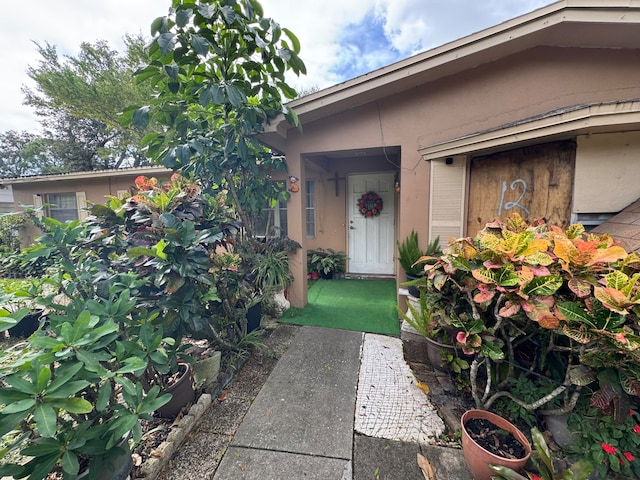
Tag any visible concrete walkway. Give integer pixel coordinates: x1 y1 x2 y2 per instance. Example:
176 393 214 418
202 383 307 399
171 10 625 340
213 326 472 480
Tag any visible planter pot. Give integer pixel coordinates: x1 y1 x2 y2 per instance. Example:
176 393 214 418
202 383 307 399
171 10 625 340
158 363 196 418
405 273 422 298
193 351 222 388
320 270 334 280
272 288 290 317
544 413 576 447
425 335 457 372
8 310 43 338
310 271 320 280
461 409 531 480
246 301 262 333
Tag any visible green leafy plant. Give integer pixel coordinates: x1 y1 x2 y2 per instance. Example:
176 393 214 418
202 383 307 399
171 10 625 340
490 426 593 480
494 376 557 428
253 250 293 289
123 0 306 239
397 290 440 338
416 212 640 422
308 248 347 276
0 213 29 254
397 230 439 276
0 172 270 477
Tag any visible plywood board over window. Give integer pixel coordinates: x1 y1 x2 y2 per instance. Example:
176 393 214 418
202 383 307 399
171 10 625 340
466 141 575 236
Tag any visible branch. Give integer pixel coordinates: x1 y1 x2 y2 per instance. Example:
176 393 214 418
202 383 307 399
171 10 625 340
484 385 567 411
470 357 483 408
482 356 492 403
539 389 582 415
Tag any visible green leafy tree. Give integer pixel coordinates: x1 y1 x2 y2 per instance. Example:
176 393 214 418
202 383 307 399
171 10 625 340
124 0 306 237
23 35 154 171
0 130 61 178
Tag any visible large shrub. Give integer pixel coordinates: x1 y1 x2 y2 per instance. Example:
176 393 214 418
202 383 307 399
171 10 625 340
416 213 640 418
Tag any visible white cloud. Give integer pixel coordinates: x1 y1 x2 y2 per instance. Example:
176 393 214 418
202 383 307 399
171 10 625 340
0 0 553 133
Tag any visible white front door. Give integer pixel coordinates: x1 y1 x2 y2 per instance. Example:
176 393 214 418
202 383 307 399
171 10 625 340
347 173 395 274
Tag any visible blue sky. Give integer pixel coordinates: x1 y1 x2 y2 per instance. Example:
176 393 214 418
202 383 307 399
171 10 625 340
0 0 553 132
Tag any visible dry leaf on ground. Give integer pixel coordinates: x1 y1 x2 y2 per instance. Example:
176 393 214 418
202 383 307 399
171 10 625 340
417 452 437 480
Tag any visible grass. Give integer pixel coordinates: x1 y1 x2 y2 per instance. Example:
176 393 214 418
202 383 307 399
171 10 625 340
280 278 400 335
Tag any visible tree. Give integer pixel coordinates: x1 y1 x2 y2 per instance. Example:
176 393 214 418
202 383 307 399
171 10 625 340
0 130 62 178
124 0 306 237
22 35 154 171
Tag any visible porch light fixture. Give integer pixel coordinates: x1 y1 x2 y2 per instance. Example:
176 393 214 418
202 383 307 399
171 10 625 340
445 157 454 165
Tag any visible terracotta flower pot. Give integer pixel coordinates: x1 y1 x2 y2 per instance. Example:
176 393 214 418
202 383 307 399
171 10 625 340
461 409 531 480
158 363 196 418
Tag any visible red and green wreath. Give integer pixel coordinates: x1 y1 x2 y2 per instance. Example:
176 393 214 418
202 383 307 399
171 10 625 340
357 191 383 217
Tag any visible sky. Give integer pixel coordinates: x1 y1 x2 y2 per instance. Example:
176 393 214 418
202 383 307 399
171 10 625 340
0 0 553 133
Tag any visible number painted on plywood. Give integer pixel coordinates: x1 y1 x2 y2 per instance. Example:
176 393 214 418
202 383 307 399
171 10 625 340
498 179 530 216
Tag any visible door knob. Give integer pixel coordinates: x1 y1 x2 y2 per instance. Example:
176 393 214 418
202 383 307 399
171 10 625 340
349 226 355 230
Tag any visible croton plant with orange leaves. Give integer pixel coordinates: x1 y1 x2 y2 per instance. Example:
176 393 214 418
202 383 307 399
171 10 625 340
416 213 640 415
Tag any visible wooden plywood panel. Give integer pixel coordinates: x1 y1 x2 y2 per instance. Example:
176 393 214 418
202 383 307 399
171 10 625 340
467 141 575 236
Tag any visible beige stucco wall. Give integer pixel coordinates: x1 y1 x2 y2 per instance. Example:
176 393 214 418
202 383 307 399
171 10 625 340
574 132 640 214
278 45 640 307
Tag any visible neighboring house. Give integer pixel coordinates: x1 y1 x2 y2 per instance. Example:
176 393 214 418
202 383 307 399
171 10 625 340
0 184 15 213
2 166 172 247
261 0 640 308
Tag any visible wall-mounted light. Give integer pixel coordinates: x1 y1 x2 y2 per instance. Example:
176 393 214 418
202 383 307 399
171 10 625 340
445 157 454 165
394 173 400 193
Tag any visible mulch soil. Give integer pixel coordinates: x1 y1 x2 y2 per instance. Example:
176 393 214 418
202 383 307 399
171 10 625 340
464 417 528 459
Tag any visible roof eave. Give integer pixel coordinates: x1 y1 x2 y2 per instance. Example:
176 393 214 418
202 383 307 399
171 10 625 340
264 0 640 141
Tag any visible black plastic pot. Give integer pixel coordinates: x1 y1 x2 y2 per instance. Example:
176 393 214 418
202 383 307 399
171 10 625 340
320 270 334 280
157 363 196 418
8 310 43 338
247 301 262 333
405 273 422 298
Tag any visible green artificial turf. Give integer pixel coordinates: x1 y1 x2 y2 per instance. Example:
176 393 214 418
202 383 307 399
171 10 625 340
279 278 400 335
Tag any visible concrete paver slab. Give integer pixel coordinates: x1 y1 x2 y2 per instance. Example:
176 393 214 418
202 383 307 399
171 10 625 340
214 446 351 480
420 444 473 480
161 431 230 480
230 326 363 459
352 434 423 480
355 333 445 444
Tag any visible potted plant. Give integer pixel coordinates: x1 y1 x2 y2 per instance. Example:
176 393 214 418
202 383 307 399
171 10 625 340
461 409 532 480
308 248 347 279
398 290 468 373
242 237 301 318
397 231 439 297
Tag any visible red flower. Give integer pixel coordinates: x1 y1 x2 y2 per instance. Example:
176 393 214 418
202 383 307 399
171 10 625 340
530 475 541 480
602 443 617 455
634 425 640 435
624 452 635 462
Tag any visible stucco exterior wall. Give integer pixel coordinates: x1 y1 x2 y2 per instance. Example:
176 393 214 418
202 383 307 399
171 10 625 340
574 132 640 214
279 45 640 307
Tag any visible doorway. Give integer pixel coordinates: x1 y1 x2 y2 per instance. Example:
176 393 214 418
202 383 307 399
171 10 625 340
347 172 395 274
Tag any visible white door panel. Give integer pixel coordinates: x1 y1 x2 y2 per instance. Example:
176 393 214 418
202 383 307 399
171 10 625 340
348 173 395 274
